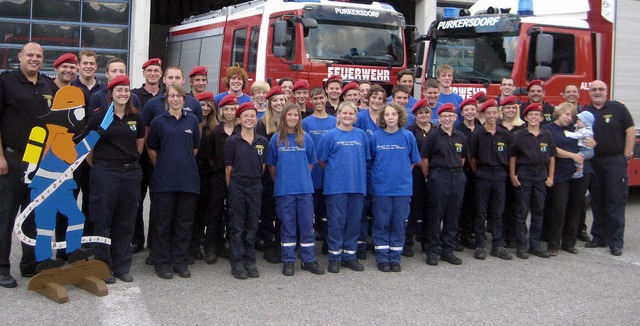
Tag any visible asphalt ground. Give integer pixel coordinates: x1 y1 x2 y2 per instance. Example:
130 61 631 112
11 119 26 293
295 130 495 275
3 189 640 325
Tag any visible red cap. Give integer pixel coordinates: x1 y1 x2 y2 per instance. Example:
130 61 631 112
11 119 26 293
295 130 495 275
195 91 214 102
500 95 518 106
235 102 257 118
189 66 208 77
471 91 485 100
341 82 359 94
142 58 162 69
53 53 77 68
107 75 130 90
437 103 456 115
218 94 238 107
412 99 430 114
324 75 342 89
479 99 498 112
527 79 543 91
292 80 310 92
459 98 477 110
266 86 284 100
522 102 543 115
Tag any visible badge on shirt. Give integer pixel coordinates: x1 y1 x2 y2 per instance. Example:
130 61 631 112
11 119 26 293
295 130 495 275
540 142 548 152
455 143 463 153
128 121 137 131
544 114 552 122
497 142 505 152
43 94 53 108
604 114 612 123
256 144 264 156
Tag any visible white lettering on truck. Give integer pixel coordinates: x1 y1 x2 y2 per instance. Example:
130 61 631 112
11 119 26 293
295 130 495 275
452 87 487 99
437 17 501 30
328 67 390 82
335 8 380 18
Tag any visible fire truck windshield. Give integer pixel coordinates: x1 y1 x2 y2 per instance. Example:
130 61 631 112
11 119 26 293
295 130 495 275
304 22 404 67
428 33 518 83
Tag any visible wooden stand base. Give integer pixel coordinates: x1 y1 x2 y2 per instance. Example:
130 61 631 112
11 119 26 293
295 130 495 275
28 259 110 304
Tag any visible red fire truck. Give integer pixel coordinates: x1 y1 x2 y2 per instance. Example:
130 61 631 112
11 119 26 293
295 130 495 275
165 0 407 93
414 0 640 185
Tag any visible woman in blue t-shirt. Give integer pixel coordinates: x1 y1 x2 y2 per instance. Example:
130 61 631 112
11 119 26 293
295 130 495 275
268 103 325 277
369 103 420 272
317 101 370 273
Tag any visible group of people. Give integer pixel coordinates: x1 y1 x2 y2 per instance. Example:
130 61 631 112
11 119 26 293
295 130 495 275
0 42 633 288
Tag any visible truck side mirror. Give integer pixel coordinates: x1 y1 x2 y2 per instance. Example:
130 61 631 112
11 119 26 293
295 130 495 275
273 45 287 57
536 33 553 65
534 66 552 79
273 20 287 45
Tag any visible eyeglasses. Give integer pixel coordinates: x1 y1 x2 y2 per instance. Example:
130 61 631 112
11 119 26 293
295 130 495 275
167 94 183 98
440 114 456 119
590 87 606 92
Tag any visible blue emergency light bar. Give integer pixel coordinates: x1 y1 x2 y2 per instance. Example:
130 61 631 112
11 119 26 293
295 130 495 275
517 0 533 16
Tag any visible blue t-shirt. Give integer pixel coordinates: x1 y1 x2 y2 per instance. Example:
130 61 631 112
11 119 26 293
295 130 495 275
143 92 204 126
267 132 317 196
317 127 370 195
354 110 380 138
369 128 421 196
213 91 251 106
302 115 337 189
147 110 201 194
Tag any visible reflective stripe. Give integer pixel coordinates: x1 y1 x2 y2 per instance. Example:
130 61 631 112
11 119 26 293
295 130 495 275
417 219 423 223
390 246 403 251
81 138 91 152
374 245 390 250
281 242 296 247
35 168 67 180
300 242 315 247
343 250 356 254
67 224 84 232
321 217 328 222
37 228 54 236
328 250 342 255
357 241 367 244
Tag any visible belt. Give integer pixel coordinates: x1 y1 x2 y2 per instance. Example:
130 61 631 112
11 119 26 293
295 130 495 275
94 160 140 170
231 176 261 185
433 167 463 173
479 165 506 170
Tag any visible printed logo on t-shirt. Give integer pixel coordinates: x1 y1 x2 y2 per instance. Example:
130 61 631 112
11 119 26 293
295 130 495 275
128 121 137 131
455 143 463 153
184 129 193 134
497 142 505 152
604 114 613 123
376 144 406 151
540 142 548 152
256 144 264 156
336 140 363 147
544 113 552 122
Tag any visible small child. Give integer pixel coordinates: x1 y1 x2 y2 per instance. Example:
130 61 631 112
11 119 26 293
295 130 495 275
564 111 595 178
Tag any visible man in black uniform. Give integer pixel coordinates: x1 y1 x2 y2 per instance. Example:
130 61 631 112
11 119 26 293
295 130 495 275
0 42 57 288
468 99 512 260
521 80 555 125
584 80 635 256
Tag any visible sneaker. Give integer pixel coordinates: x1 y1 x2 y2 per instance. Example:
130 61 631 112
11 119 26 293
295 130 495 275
473 248 487 260
245 265 260 278
528 248 550 258
516 249 530 259
426 254 439 266
0 274 17 288
377 263 391 272
231 267 248 280
490 247 513 260
341 259 364 271
356 248 367 260
104 274 117 284
301 261 325 275
282 262 294 276
328 261 340 273
548 249 558 257
576 230 591 242
401 246 414 257
190 247 204 260
454 243 464 252
390 262 401 272
155 267 173 280
115 272 134 282
561 247 579 254
204 252 217 265
441 254 462 265
174 268 191 278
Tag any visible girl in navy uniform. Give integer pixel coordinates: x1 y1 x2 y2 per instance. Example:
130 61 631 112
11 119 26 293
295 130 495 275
225 102 269 280
369 103 420 272
268 103 325 276
509 103 556 259
88 75 144 283
406 99 436 254
147 84 200 279
302 87 337 253
317 101 370 273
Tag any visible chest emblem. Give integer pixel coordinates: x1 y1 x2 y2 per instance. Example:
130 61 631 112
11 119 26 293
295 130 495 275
455 143 463 153
603 114 613 123
540 142 548 152
544 113 552 122
127 121 137 131
256 144 264 156
497 142 505 152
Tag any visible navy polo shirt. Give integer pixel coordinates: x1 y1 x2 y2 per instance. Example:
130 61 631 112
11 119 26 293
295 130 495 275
88 108 145 163
543 122 584 184
509 128 557 166
224 131 269 179
585 100 635 156
88 88 141 120
147 110 201 194
0 69 57 151
468 125 510 168
131 85 160 109
72 77 105 99
142 92 203 127
207 124 240 174
421 127 468 169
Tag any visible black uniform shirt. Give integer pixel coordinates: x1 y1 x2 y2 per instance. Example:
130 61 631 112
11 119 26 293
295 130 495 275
0 69 57 151
421 127 468 169
521 100 555 125
324 102 337 116
585 100 634 156
406 122 436 153
131 85 159 109
469 125 510 168
224 131 269 179
207 124 240 174
88 108 145 163
509 128 557 166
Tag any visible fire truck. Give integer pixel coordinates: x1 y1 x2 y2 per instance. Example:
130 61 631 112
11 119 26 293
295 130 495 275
165 0 407 93
414 0 640 185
